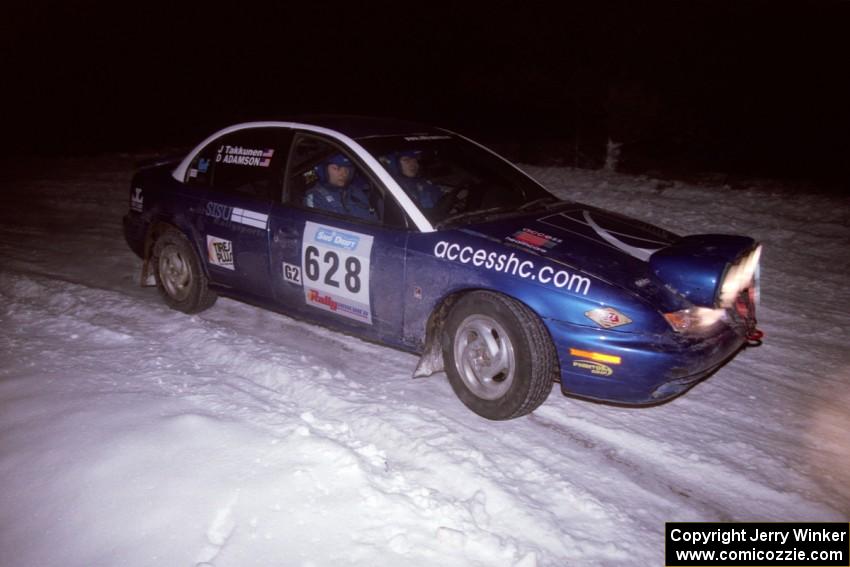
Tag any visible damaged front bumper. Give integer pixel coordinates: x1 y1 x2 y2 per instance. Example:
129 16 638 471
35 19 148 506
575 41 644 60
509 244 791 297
545 317 750 405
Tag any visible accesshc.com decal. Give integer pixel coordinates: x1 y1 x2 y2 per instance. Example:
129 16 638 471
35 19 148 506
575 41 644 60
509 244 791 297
433 241 591 295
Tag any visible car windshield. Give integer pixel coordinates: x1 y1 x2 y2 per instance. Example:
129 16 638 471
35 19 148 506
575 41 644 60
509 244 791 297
359 134 558 227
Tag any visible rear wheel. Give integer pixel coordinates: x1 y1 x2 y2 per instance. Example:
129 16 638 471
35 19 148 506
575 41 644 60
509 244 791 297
152 229 217 313
443 291 556 420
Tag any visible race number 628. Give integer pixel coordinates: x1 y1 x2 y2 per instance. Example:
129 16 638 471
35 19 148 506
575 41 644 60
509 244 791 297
304 246 362 294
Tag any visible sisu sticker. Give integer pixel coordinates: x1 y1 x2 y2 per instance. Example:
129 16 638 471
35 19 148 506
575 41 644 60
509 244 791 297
204 201 268 230
301 221 374 324
207 235 235 270
198 158 210 173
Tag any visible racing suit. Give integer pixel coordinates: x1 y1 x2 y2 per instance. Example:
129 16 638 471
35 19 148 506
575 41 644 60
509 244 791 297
304 181 376 221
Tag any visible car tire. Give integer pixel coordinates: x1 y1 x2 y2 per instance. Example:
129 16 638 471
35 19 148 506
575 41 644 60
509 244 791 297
443 291 556 420
152 229 217 314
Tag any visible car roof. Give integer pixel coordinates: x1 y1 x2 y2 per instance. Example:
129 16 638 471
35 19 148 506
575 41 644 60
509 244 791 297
279 114 446 140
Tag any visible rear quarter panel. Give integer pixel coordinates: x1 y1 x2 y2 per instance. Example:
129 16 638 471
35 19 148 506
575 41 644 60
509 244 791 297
127 163 209 269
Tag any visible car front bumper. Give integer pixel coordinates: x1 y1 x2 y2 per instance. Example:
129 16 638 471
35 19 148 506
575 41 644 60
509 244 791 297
545 318 747 404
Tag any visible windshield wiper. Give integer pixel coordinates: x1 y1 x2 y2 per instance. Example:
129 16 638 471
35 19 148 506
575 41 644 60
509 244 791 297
435 198 563 229
435 206 514 229
517 196 560 212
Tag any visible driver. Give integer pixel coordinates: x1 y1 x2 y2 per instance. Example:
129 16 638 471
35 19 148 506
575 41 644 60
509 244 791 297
386 150 445 209
305 154 376 221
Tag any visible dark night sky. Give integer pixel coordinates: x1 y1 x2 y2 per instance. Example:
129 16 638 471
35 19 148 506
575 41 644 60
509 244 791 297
3 1 848 184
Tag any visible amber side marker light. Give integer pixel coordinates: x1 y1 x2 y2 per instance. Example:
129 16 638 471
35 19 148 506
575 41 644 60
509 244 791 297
569 348 622 365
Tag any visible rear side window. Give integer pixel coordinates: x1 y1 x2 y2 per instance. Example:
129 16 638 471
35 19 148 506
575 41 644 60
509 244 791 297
185 144 217 188
185 128 291 201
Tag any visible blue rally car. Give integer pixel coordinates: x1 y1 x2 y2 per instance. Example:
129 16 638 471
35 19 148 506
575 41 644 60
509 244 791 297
123 116 762 420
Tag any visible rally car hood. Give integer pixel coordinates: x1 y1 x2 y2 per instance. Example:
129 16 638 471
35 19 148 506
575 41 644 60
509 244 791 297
460 203 755 307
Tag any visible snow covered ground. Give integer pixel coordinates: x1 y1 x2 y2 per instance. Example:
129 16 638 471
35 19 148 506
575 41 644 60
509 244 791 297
1 154 847 567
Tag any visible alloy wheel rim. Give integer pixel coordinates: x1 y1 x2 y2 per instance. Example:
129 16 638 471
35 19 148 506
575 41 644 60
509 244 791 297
453 314 516 400
159 245 191 301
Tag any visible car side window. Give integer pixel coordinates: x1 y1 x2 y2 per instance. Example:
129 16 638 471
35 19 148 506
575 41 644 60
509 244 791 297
285 135 395 226
186 128 290 201
185 144 217 188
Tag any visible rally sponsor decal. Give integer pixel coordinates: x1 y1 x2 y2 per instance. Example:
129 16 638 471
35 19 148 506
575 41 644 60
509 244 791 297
506 228 562 254
302 222 373 324
206 235 234 270
584 307 633 329
572 360 613 376
314 227 360 251
215 145 275 167
433 240 591 296
306 289 371 321
204 201 269 230
130 188 144 212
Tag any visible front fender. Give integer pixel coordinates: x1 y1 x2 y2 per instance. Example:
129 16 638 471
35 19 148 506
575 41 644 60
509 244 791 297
404 231 672 374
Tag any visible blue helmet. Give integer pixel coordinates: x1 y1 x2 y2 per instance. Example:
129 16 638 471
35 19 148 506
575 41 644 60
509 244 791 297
315 153 354 184
385 149 423 176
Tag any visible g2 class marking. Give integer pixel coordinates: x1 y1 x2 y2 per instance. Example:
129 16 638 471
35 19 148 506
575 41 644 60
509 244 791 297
283 262 302 285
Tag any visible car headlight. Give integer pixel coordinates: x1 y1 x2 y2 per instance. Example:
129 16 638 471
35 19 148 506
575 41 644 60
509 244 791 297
718 244 762 307
663 306 726 333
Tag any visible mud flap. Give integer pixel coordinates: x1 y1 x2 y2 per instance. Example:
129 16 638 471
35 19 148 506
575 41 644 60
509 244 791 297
412 295 459 379
413 339 444 378
140 256 156 287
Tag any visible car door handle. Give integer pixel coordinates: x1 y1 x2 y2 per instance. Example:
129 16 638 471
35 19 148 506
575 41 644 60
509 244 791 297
274 228 298 242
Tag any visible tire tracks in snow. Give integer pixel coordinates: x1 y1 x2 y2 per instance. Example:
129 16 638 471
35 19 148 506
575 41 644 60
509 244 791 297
3 262 845 565
1 270 636 564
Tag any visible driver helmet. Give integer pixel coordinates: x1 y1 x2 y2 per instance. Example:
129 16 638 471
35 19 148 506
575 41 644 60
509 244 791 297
315 153 355 184
386 149 423 177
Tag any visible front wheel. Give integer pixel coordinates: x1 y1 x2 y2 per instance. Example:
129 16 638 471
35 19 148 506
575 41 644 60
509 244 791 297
443 291 557 420
152 229 217 313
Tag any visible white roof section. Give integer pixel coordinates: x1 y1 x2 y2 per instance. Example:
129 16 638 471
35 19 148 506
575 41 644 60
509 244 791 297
172 121 435 233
